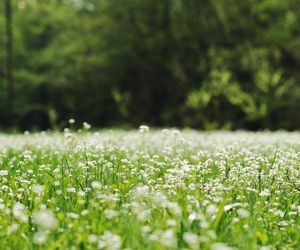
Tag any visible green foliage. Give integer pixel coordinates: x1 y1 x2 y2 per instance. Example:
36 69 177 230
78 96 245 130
0 0 299 130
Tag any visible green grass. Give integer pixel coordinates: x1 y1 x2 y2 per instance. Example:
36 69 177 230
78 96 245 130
0 130 299 250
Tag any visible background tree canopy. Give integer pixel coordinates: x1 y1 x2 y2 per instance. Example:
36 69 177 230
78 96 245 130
0 0 299 130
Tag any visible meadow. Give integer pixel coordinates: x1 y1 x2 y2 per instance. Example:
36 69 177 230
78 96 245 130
0 129 299 250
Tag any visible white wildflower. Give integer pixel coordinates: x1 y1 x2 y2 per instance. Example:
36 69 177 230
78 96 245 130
67 187 76 193
67 212 79 219
68 119 75 124
7 223 19 234
104 209 119 219
33 231 47 245
33 209 57 230
81 210 89 216
211 242 234 250
32 184 44 195
88 234 98 244
12 202 28 223
83 122 91 130
91 181 102 189
259 189 271 197
139 125 149 133
98 231 121 250
224 203 242 212
160 230 177 248
237 208 250 218
183 232 199 250
0 170 8 176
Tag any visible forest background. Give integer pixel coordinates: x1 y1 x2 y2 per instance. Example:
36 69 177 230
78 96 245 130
0 0 300 131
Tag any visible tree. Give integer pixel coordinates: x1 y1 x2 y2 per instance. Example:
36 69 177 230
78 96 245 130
4 0 15 126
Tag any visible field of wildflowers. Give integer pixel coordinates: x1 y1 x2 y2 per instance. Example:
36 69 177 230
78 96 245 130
0 129 299 249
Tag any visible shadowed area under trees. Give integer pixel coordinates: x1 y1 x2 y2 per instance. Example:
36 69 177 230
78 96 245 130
0 0 300 131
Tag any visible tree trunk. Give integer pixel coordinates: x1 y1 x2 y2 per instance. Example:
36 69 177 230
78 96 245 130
4 0 15 127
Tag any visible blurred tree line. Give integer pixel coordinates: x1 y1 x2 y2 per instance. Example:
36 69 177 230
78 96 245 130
0 0 299 130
